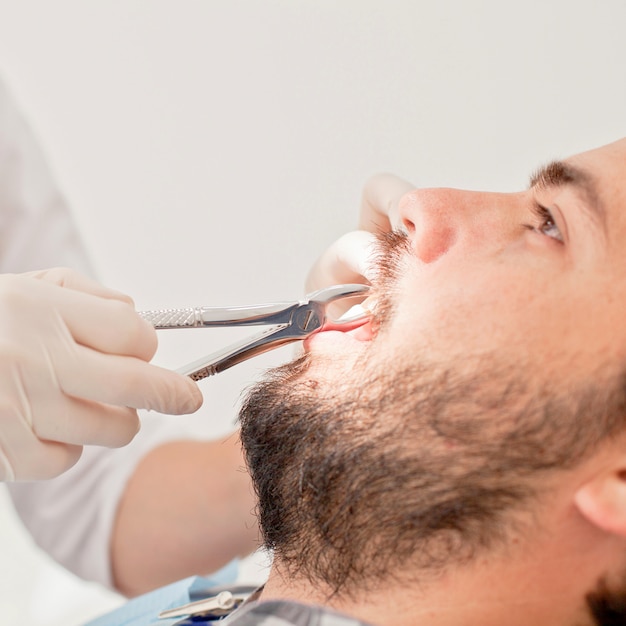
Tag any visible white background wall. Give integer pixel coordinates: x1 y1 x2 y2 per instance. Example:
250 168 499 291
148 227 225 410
0 1 624 624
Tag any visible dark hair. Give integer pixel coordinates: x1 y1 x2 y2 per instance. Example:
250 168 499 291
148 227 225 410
587 575 626 625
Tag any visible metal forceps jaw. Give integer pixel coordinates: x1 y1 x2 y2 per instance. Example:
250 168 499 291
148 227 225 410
140 283 370 381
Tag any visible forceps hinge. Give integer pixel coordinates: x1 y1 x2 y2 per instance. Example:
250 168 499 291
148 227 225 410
295 307 320 332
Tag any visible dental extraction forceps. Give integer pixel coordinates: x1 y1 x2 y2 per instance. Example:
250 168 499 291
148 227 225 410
139 284 370 381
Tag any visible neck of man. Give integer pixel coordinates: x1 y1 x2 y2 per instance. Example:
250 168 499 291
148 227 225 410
260 497 619 626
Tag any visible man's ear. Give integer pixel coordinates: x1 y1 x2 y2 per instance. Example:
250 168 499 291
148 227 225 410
575 461 626 536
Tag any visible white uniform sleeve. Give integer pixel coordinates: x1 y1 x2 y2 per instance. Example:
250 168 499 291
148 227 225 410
0 78 94 275
0 76 194 587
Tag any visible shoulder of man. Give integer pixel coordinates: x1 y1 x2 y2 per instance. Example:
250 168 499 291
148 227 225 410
224 599 374 626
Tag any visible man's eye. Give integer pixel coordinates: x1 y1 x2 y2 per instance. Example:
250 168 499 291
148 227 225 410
527 203 564 243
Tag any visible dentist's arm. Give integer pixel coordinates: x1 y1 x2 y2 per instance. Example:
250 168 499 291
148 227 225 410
0 78 255 596
0 267 202 481
111 433 258 596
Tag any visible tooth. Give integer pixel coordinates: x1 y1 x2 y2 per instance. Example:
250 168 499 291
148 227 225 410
361 298 376 315
338 304 366 321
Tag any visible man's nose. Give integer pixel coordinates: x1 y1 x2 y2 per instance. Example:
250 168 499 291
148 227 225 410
398 188 515 263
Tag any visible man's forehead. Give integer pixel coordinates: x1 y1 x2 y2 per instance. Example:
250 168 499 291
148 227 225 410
568 137 626 169
561 137 626 212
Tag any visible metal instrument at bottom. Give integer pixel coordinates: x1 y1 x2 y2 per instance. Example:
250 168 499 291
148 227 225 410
158 590 247 620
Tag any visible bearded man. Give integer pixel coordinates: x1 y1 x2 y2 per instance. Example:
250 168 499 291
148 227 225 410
237 137 626 626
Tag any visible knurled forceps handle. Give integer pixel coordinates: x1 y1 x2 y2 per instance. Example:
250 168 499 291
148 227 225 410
139 301 302 329
139 284 369 381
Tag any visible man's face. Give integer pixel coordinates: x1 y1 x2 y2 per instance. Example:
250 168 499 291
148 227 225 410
240 138 626 611
309 138 626 390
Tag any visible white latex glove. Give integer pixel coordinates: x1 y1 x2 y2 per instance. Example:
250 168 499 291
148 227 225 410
0 268 203 481
306 173 415 293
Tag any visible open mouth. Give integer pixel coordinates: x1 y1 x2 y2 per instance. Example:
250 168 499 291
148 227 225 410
304 302 376 351
325 303 369 329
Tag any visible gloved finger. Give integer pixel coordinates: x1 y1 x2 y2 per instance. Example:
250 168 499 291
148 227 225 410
306 231 378 293
0 274 157 361
359 173 416 233
0 430 82 481
16 440 82 481
31 395 140 448
56 345 203 415
34 282 158 361
24 267 135 306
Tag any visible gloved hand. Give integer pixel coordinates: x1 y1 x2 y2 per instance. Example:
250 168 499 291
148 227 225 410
0 268 203 481
306 173 415 292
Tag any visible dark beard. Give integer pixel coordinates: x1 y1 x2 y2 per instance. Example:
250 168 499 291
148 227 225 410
240 350 626 599
239 231 626 602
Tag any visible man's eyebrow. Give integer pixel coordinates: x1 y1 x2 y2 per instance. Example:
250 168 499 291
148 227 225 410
528 160 605 229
